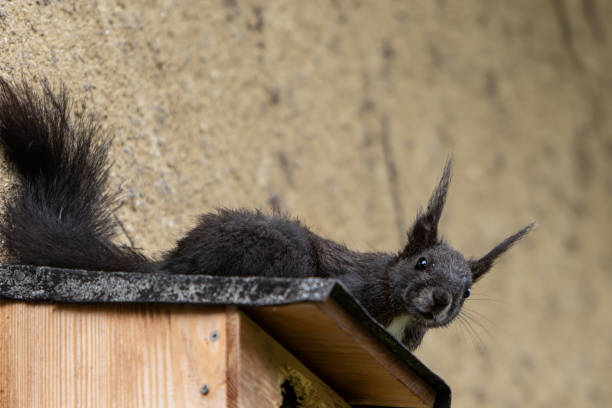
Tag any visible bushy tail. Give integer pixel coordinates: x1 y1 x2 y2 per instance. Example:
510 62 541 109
0 78 148 271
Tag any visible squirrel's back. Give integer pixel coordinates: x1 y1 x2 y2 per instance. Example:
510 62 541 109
0 78 148 271
159 209 319 276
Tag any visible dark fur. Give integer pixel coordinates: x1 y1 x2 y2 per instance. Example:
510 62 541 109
0 79 148 271
0 79 533 350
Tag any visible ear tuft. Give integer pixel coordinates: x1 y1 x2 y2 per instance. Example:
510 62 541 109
470 221 535 282
401 157 453 257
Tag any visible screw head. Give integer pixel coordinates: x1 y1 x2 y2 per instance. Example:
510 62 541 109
210 330 219 342
201 384 210 395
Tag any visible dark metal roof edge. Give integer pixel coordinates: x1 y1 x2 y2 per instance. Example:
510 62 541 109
0 264 450 407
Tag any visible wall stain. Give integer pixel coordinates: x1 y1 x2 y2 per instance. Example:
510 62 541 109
264 85 280 105
550 0 583 69
380 115 406 242
223 0 240 22
329 0 348 24
581 0 606 43
484 70 499 98
278 150 294 186
381 39 395 79
246 6 264 32
574 128 593 186
428 43 444 69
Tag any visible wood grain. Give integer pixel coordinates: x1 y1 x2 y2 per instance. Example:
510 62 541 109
1 300 437 407
247 301 436 407
0 301 10 408
0 301 226 408
227 308 350 408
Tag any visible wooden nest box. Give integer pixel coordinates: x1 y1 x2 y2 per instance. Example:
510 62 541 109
0 265 450 407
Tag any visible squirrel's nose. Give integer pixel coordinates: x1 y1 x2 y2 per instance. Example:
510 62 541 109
430 288 451 314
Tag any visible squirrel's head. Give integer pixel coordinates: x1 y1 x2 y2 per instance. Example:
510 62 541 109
387 159 534 329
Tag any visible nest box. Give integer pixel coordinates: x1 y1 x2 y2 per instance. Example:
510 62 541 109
0 265 450 407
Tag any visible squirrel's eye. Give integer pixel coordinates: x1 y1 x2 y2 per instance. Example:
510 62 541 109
463 288 471 298
415 257 428 270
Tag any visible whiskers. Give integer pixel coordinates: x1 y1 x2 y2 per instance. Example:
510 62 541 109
453 302 502 354
467 296 509 305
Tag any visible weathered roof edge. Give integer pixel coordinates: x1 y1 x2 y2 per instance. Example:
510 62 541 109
0 264 450 408
0 264 337 305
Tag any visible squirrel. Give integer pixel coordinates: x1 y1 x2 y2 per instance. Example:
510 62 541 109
0 78 533 350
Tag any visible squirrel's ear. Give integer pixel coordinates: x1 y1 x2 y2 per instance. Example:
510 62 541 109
470 222 535 282
401 158 453 258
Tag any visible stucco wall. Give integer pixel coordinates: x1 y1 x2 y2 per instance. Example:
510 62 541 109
1 1 611 406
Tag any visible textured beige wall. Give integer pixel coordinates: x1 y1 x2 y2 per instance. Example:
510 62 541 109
2 1 611 407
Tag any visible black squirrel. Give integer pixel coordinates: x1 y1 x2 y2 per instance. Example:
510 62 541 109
0 78 533 350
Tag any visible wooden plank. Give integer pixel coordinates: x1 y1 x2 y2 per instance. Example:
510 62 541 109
247 301 437 407
0 301 9 408
318 301 436 406
0 301 226 408
227 308 351 408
